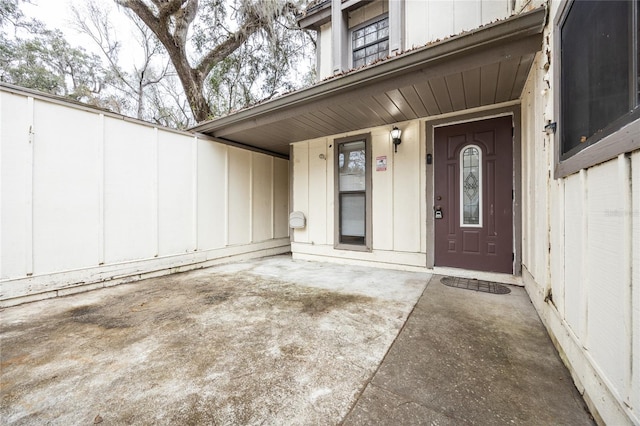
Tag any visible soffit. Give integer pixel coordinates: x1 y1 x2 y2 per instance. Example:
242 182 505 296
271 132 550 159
191 7 546 158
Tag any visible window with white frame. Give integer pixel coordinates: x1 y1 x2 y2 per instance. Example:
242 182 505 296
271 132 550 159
559 0 640 159
352 16 389 68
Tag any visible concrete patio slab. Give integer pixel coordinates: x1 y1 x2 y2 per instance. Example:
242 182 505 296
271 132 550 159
1 258 594 425
343 275 595 425
0 256 429 425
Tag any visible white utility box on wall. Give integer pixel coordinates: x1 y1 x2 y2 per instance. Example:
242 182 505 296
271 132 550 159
289 211 306 229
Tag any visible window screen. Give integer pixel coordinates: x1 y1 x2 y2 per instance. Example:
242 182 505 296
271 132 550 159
561 1 636 157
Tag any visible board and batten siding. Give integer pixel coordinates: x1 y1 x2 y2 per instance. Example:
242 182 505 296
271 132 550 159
520 30 640 424
291 120 427 269
405 0 512 50
0 87 289 306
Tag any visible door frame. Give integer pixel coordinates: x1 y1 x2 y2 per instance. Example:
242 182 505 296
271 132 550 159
426 104 522 275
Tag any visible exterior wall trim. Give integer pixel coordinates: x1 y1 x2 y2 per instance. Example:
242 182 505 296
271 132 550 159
425 105 522 275
1 239 291 308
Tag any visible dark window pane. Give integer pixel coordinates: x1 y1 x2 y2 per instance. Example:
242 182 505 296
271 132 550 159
365 45 378 56
352 17 389 67
365 32 377 44
561 0 630 154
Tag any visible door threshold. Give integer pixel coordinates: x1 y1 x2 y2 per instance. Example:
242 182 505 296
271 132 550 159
430 266 523 287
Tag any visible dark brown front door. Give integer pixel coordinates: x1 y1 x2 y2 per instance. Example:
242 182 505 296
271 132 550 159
434 116 513 273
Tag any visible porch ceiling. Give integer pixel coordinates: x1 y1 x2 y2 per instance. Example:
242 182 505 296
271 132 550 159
191 7 546 158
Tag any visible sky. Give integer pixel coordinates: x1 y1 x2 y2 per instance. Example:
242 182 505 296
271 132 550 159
21 0 140 65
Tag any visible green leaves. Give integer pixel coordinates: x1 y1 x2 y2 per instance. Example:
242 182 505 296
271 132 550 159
0 1 115 107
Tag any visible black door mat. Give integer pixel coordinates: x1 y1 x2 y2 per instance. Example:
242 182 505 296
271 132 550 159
440 276 511 294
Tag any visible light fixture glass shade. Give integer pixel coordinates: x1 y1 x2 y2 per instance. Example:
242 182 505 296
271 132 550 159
390 126 402 140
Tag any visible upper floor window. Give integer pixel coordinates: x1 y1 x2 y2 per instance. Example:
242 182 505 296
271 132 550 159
352 16 389 68
560 0 640 159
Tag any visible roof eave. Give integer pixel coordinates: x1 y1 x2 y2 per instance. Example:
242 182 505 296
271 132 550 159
297 0 331 30
191 6 546 136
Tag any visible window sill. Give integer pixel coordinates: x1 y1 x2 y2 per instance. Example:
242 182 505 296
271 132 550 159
334 243 372 253
555 118 640 179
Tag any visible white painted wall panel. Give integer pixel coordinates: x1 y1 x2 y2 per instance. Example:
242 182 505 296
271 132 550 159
392 122 420 252
308 139 328 245
520 76 535 271
0 92 29 279
405 0 429 49
273 157 289 239
454 1 481 34
372 130 393 250
348 0 387 28
585 160 630 398
521 34 638 422
197 140 227 250
631 150 640 413
549 178 565 316
158 132 195 256
293 143 309 243
522 57 551 284
1 88 290 304
251 153 273 243
319 23 332 81
563 173 585 338
325 143 335 245
419 120 427 254
103 118 156 263
533 157 547 282
227 147 251 246
427 0 454 42
404 0 511 51
290 121 427 264
481 0 510 23
31 102 101 274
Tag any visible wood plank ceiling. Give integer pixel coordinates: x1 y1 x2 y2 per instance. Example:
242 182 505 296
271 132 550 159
191 8 545 158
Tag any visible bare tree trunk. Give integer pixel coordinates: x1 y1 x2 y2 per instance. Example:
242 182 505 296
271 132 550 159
115 0 296 123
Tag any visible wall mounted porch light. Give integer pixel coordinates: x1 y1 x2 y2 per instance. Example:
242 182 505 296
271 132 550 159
391 126 402 153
